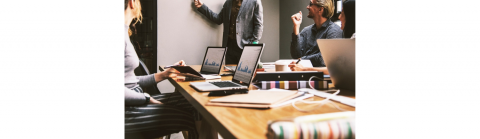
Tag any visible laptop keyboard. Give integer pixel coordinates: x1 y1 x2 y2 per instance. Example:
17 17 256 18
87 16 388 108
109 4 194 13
210 81 242 87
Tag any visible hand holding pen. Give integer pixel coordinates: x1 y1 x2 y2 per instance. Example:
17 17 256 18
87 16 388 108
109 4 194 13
157 60 187 82
295 58 301 64
288 59 305 71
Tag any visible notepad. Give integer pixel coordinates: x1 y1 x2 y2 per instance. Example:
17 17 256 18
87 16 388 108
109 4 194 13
207 90 304 108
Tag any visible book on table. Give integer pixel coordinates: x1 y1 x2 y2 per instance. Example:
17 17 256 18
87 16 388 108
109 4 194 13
206 90 307 109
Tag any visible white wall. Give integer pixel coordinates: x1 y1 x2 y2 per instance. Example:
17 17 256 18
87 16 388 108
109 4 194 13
259 0 280 62
156 0 279 93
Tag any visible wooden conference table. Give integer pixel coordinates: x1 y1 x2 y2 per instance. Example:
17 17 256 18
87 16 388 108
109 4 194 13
159 65 355 139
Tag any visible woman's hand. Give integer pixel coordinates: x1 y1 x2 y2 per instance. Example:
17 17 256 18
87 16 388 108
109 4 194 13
288 62 330 75
149 97 163 104
173 60 186 66
288 61 305 71
155 68 178 82
155 60 186 82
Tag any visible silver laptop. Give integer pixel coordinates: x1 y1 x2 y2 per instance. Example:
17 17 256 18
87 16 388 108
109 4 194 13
171 47 226 80
199 47 227 75
317 39 355 94
190 44 265 91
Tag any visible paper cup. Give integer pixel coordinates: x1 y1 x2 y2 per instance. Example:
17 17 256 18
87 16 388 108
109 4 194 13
275 61 290 72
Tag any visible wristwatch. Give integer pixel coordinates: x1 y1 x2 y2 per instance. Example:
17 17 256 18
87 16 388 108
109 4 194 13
143 93 151 104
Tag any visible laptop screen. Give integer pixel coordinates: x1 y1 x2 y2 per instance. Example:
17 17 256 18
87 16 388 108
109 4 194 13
200 47 226 74
233 45 264 85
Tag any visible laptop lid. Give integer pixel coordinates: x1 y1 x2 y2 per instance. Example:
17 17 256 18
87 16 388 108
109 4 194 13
199 47 227 74
231 44 265 86
317 39 355 93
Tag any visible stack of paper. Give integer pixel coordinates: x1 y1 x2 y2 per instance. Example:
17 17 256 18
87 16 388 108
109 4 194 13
207 90 309 108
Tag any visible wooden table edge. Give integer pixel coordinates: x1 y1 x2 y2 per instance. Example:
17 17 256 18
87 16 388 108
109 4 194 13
160 66 237 139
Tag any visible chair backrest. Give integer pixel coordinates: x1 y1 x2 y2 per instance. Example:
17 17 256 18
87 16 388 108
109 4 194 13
134 60 150 75
134 60 162 95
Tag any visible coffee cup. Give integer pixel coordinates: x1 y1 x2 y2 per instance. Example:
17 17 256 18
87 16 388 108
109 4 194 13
275 61 290 72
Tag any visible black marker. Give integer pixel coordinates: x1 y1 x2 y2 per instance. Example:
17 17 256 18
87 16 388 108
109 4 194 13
296 59 302 64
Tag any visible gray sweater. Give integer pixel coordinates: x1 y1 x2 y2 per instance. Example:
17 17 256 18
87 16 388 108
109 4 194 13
125 25 156 106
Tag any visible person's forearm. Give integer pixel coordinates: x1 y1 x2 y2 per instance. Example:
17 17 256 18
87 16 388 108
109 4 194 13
125 87 147 106
137 74 157 89
302 53 320 60
252 1 263 42
313 67 329 75
290 33 302 59
302 67 329 75
197 4 224 25
252 18 263 42
293 26 300 35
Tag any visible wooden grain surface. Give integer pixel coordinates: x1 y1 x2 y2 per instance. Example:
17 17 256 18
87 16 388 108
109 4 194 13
160 65 355 139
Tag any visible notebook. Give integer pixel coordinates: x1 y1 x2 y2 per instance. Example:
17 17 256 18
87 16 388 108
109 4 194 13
190 44 264 91
207 90 305 108
171 66 220 80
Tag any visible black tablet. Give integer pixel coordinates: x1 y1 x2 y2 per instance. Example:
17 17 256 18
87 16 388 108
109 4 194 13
171 66 202 77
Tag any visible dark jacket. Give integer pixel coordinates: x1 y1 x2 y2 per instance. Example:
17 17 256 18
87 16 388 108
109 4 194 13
197 0 263 49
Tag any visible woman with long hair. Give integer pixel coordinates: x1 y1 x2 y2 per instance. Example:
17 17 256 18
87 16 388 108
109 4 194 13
124 0 199 138
339 0 356 38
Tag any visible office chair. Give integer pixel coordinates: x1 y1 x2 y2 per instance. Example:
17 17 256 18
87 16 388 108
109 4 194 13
134 60 162 95
131 60 187 139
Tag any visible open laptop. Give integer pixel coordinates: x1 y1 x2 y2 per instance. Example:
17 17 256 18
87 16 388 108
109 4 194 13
317 39 355 95
199 47 227 75
190 44 265 91
171 47 226 80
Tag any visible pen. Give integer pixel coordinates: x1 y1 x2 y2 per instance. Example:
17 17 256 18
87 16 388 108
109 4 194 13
295 59 302 64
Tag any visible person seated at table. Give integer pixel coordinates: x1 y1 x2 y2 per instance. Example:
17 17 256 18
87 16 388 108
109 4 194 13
289 0 356 74
339 0 355 39
124 0 201 138
290 0 342 67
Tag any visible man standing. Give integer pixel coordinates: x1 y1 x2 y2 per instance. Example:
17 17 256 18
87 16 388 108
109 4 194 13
291 0 342 67
194 0 263 64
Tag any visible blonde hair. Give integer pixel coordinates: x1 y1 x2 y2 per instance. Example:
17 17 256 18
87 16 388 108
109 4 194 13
125 0 143 36
132 0 143 25
315 0 335 18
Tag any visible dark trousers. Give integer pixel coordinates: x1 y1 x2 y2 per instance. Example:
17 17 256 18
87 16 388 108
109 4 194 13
225 38 243 64
125 86 199 139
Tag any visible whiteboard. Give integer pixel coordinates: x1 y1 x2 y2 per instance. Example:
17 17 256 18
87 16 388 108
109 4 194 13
157 0 225 67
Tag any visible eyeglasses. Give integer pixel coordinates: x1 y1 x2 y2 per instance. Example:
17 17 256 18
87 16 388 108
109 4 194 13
309 1 319 7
